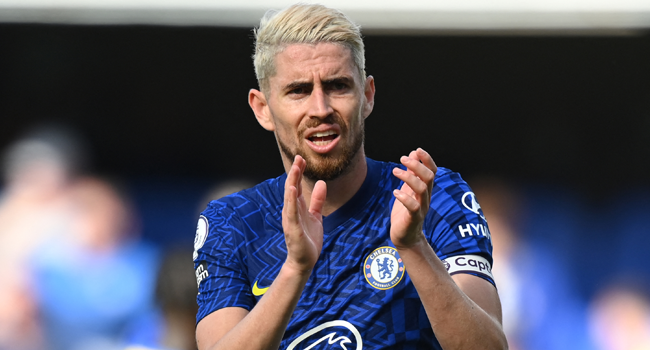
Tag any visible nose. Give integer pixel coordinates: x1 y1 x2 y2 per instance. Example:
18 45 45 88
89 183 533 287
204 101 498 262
307 86 333 119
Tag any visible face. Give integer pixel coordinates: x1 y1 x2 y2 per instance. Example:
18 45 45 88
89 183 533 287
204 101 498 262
251 42 374 181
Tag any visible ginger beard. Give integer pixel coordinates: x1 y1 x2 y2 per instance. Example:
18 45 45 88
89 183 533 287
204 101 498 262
277 113 364 182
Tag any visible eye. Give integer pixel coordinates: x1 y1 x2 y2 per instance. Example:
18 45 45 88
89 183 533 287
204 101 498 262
326 81 350 94
287 85 312 96
333 82 347 90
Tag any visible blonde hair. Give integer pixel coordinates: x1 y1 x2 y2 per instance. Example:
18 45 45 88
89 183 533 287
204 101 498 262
253 3 365 93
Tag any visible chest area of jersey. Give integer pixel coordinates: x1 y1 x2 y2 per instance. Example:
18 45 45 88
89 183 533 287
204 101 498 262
244 211 409 301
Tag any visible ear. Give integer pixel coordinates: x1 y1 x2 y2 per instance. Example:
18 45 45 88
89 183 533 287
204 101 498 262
249 89 275 131
362 75 376 119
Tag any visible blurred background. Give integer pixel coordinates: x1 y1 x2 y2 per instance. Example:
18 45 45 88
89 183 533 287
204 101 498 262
0 0 649 349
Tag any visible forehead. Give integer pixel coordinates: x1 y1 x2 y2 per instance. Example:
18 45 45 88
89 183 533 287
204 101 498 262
271 43 357 84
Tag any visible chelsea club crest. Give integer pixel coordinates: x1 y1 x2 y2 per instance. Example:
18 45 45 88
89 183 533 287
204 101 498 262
364 246 405 290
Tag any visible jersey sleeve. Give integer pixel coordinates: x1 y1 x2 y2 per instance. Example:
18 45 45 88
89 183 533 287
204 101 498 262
424 168 495 286
193 200 255 324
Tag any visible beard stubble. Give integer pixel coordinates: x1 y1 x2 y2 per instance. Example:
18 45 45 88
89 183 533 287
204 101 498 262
277 114 364 182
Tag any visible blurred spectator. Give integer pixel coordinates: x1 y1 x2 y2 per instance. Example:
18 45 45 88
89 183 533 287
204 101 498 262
128 179 255 350
0 125 85 350
153 249 199 350
30 177 160 350
471 178 528 350
472 177 591 350
588 281 650 350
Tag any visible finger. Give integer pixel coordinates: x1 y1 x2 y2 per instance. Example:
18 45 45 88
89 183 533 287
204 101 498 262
401 154 434 199
309 180 327 218
393 188 421 213
294 155 305 197
399 182 414 196
396 159 428 196
286 156 301 188
416 148 437 197
405 150 418 176
417 148 437 174
409 150 419 162
283 185 299 226
393 168 425 211
401 154 434 183
284 158 303 224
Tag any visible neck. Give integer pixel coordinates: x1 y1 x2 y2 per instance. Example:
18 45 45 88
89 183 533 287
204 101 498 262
286 151 368 217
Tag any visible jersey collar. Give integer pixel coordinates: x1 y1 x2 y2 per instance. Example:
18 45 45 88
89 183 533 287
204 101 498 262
322 158 382 232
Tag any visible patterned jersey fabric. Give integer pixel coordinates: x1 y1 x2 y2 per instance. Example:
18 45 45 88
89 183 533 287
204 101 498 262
194 158 494 349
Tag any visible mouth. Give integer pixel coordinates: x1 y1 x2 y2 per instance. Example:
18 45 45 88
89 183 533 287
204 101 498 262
307 130 339 146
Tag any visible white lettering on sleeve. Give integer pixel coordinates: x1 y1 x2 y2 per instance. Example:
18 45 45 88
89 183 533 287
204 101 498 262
458 224 473 237
470 223 481 236
481 224 492 239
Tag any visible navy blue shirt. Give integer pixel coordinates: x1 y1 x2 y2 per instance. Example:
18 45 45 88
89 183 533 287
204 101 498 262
194 158 494 349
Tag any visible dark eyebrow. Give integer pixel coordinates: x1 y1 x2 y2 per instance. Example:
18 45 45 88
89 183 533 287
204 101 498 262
284 81 312 92
322 77 354 86
283 76 354 92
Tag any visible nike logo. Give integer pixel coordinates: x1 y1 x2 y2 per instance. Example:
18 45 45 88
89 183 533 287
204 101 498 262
252 280 270 296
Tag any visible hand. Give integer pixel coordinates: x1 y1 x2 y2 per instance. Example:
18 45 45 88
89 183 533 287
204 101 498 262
282 155 327 274
390 148 437 248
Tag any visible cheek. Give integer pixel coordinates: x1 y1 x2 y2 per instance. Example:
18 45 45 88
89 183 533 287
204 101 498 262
345 103 365 131
273 119 300 147
267 106 297 137
274 118 293 134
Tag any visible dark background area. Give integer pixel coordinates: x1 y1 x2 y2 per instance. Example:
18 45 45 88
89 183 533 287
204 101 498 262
1 25 649 188
1 25 649 248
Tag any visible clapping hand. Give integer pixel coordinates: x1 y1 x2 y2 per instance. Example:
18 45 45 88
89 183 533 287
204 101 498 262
390 148 437 248
282 155 327 274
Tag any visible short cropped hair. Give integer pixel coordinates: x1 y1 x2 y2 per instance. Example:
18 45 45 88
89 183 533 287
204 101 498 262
253 3 365 93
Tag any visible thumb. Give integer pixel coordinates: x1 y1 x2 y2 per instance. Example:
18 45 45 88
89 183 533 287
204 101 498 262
309 180 327 217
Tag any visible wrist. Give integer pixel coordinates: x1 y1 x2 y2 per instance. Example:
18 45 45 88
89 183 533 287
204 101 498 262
282 260 314 279
393 231 428 251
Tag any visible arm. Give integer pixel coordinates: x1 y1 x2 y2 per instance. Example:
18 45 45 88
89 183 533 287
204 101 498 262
196 264 311 350
391 148 508 350
196 155 327 350
396 240 506 350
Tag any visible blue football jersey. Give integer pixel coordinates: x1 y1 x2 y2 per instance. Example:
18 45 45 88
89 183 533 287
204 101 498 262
194 158 494 349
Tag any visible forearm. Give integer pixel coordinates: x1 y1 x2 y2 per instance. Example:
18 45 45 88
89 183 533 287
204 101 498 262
200 264 310 350
397 238 507 350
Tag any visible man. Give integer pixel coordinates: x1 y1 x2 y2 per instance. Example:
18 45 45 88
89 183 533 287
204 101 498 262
194 4 507 350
